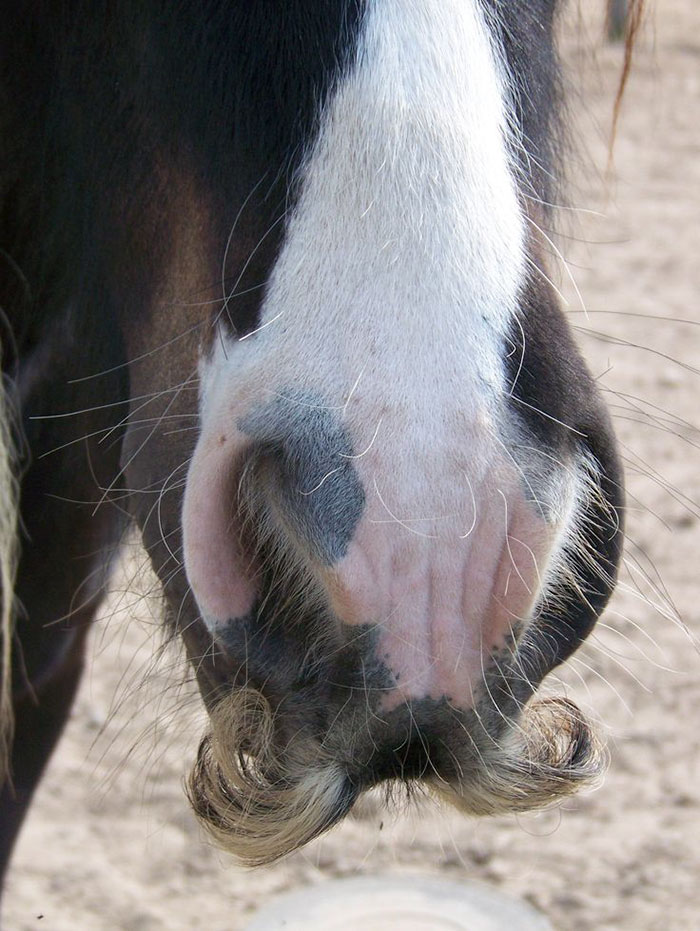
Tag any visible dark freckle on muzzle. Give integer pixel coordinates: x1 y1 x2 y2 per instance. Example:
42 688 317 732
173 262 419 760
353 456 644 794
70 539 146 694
238 390 365 565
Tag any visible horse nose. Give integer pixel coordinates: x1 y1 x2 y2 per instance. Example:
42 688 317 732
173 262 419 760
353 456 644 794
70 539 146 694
183 386 566 716
183 383 612 867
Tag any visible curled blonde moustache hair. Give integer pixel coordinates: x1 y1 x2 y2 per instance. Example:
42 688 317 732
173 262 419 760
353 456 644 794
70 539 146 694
187 688 355 867
187 686 605 866
431 697 606 818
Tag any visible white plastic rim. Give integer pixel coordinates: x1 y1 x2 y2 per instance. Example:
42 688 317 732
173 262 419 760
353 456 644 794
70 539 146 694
244 875 554 931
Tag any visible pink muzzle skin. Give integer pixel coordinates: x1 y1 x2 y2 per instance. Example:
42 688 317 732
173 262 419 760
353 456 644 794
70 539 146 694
320 470 554 713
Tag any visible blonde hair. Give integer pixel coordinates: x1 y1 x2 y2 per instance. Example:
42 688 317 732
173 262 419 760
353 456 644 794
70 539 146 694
187 688 355 866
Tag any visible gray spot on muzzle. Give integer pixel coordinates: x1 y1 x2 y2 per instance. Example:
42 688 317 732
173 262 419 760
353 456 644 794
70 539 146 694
239 390 365 564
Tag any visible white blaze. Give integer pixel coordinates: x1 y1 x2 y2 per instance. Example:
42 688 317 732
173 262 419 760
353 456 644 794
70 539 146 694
200 0 525 420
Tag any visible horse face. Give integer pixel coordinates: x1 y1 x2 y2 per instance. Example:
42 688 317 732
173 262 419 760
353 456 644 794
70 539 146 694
110 0 623 862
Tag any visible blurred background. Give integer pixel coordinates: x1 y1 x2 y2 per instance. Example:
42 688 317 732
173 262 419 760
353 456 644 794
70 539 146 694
5 2 699 928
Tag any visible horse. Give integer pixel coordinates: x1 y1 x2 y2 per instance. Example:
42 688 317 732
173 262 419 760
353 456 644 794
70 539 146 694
0 0 641 885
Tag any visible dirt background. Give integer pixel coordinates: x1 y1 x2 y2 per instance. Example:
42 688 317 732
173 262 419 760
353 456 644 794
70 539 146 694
4 2 700 929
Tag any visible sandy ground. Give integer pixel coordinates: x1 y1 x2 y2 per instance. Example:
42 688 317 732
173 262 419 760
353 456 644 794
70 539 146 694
4 3 700 929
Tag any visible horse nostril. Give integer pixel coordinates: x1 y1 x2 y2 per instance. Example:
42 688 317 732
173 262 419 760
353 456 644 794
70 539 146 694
238 390 366 567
